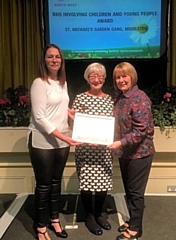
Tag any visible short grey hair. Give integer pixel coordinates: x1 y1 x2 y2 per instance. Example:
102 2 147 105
84 62 106 82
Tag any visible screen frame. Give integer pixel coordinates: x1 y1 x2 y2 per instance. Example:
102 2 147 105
42 0 169 62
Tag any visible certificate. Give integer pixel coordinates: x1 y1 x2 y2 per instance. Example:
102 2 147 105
72 113 115 145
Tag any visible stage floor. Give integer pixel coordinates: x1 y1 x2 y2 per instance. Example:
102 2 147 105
0 193 176 240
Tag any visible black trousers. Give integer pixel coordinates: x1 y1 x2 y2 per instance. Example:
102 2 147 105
28 135 70 228
119 155 153 232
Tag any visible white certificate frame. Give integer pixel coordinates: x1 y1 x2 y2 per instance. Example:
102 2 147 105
72 113 115 145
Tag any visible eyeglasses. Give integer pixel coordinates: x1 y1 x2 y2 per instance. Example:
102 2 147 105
88 74 104 80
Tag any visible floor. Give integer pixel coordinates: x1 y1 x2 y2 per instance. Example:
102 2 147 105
0 193 176 240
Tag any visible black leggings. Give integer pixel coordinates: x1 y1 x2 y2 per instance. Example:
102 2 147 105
28 135 70 227
81 190 107 217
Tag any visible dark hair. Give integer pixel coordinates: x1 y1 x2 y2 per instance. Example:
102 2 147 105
38 44 66 85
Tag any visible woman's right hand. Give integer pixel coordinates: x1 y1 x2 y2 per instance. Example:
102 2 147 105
64 136 82 146
51 129 82 146
68 108 77 120
107 140 122 150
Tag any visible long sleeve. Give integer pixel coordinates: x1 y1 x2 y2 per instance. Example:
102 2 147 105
28 78 70 149
30 78 56 134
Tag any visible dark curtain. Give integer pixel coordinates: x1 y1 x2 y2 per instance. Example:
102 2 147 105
167 0 176 86
0 0 43 97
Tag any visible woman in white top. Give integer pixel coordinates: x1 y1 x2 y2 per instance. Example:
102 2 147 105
28 44 80 240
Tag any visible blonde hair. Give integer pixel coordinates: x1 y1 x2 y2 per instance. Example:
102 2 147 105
84 62 106 82
113 62 138 90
